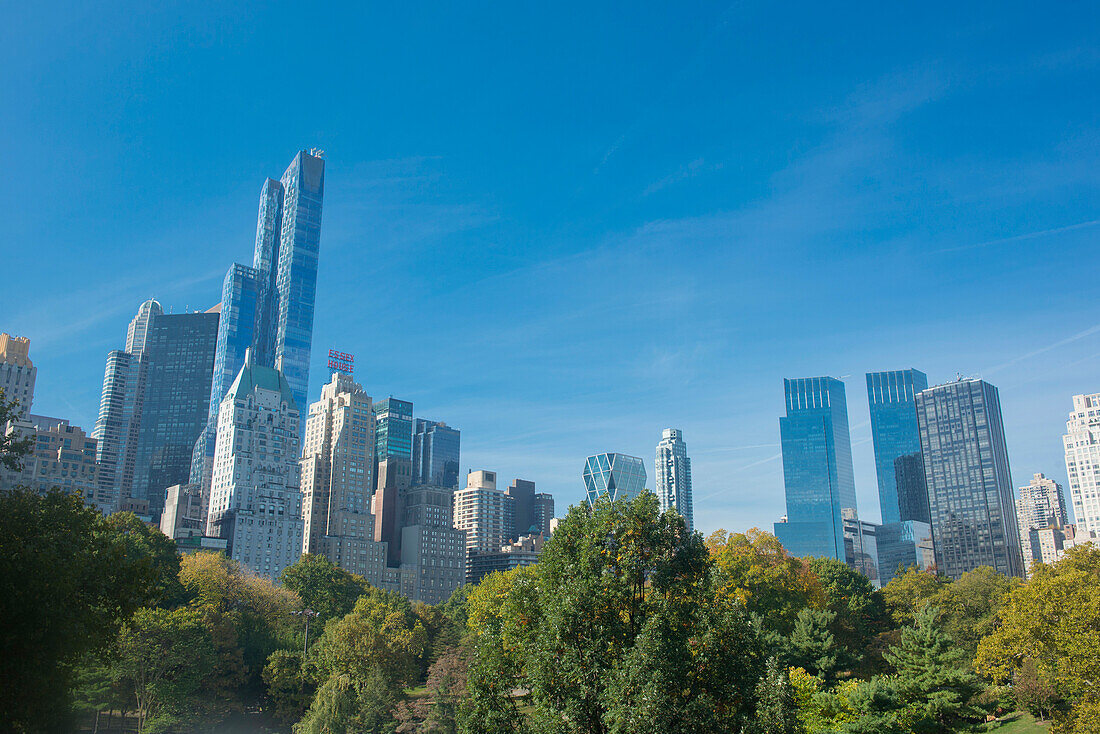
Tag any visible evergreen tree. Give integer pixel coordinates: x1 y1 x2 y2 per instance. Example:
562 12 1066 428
787 607 838 680
751 657 801 734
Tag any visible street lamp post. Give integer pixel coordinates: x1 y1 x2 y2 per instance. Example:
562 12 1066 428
293 608 320 655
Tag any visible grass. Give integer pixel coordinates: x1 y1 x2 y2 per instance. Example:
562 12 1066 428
974 711 1051 732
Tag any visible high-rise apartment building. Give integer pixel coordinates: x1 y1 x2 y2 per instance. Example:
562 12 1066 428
412 419 460 489
454 470 514 554
655 428 694 532
94 300 218 516
1064 393 1100 537
192 150 326 494
1017 473 1068 576
774 377 858 561
532 492 555 537
0 334 36 416
0 416 101 508
583 453 647 506
206 351 304 579
915 378 1024 579
505 479 536 540
866 370 930 524
399 485 465 603
300 372 389 581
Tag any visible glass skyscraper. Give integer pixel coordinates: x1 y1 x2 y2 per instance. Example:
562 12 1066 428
774 377 858 561
191 150 326 491
655 428 693 532
583 453 647 505
412 418 460 489
867 369 930 524
915 378 1025 579
374 398 414 462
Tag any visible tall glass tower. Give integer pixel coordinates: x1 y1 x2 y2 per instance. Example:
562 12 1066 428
583 453 647 506
866 369 930 524
191 150 325 494
915 378 1025 579
655 429 693 532
774 377 858 560
412 419 461 489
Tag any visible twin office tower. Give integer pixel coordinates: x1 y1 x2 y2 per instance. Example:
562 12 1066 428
774 370 1025 583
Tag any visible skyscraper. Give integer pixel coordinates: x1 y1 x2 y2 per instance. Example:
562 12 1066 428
399 485 466 603
583 453 647 506
532 492 555 537
655 428 694 532
192 150 326 494
375 398 414 464
915 378 1024 579
1064 393 1100 537
866 369 930 524
412 419 460 489
774 377 858 561
1016 473 1069 575
94 300 218 516
453 470 514 554
0 334 36 416
206 350 304 579
300 372 389 581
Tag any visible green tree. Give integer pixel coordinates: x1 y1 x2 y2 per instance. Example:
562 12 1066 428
839 678 912 734
101 512 184 609
929 565 1016 658
750 657 801 734
395 647 467 734
298 589 427 733
113 606 216 733
0 489 166 731
787 607 839 680
808 557 890 669
280 553 372 626
880 566 947 627
975 545 1100 733
884 605 985 732
263 649 319 723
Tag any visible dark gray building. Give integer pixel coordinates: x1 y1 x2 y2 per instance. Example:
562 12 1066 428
915 378 1025 579
412 419 460 489
866 369 930 524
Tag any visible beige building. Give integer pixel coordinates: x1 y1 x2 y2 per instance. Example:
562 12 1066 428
0 334 36 417
300 372 392 585
0 415 102 509
1017 473 1069 576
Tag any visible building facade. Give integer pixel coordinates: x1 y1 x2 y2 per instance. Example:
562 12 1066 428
1017 473 1069 575
0 334 36 417
412 419 460 489
205 351 304 578
1064 393 1100 537
532 492 555 537
583 453 647 506
774 377 858 561
915 378 1024 579
655 428 694 532
876 520 935 585
466 533 545 585
866 369 930 524
399 485 465 604
300 372 390 581
0 416 101 508
454 469 514 552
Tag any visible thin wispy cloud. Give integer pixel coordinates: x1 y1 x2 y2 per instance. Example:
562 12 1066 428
933 219 1100 254
984 323 1100 376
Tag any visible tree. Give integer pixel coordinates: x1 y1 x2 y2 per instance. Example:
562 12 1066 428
929 565 1016 658
1014 658 1058 722
263 649 319 723
884 605 985 732
0 387 33 470
0 489 165 731
113 607 215 733
750 657 801 734
298 590 427 733
787 608 839 680
975 545 1100 732
808 557 891 669
880 566 947 627
101 512 184 609
280 553 373 626
395 648 468 734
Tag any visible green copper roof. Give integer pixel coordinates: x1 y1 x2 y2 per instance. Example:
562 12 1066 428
225 349 298 409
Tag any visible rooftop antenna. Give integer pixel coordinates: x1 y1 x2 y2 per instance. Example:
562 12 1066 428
310 147 326 158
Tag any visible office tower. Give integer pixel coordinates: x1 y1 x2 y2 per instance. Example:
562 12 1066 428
412 419 461 489
399 485 465 603
876 521 935 585
1016 473 1068 575
533 492 555 537
206 351 304 578
0 416 101 508
375 398 414 464
845 516 879 586
866 370 930 524
94 299 218 516
1064 393 1100 537
583 453 647 506
300 372 389 580
0 334 36 416
454 470 514 553
774 377 858 561
915 378 1024 579
655 428 694 532
192 150 326 492
505 479 537 540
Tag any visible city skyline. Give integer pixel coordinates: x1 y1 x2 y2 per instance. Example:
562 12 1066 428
6 3 1100 535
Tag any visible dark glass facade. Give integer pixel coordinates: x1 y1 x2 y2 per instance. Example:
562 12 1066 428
774 377 858 560
374 398 414 462
412 419 461 489
915 379 1025 579
866 369 930 524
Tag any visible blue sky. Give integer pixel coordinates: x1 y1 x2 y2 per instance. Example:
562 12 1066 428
3 1 1100 533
